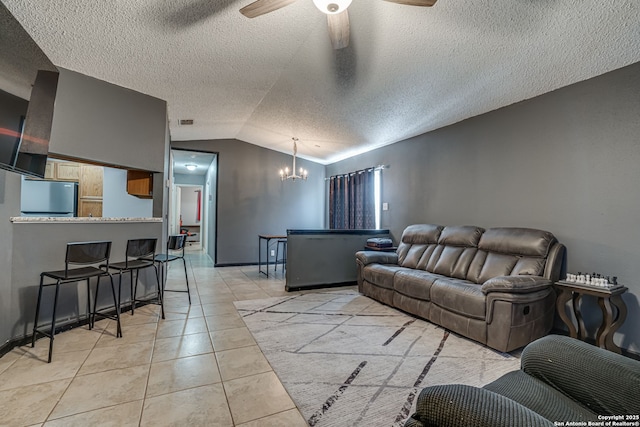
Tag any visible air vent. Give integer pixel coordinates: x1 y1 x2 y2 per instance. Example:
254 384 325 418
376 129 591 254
179 119 194 126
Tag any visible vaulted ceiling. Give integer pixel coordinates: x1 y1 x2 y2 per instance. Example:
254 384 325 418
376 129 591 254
3 0 639 164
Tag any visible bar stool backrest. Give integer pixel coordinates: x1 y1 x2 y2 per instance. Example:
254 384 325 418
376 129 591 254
167 235 187 255
125 238 157 267
65 241 112 277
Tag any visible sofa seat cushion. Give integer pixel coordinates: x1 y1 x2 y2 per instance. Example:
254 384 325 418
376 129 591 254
362 264 405 290
430 278 486 320
393 270 441 302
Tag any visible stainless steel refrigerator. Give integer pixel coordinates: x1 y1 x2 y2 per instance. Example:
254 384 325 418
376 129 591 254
21 179 78 217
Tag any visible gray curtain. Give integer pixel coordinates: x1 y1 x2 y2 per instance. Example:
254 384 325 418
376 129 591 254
329 169 375 229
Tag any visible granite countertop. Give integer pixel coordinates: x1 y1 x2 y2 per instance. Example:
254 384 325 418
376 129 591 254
10 217 163 223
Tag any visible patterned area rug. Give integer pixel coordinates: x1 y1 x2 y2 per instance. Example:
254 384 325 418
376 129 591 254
235 289 521 427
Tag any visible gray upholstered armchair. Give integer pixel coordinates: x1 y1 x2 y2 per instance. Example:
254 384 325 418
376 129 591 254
405 335 640 427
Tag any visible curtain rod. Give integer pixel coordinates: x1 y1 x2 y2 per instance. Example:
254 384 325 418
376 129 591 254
325 164 389 180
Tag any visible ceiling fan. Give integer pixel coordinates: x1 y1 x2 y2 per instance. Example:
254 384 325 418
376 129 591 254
240 0 437 50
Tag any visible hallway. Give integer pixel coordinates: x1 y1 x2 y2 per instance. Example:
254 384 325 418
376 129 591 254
0 249 307 426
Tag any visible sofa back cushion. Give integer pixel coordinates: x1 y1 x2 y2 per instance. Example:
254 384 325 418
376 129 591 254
478 228 556 257
467 228 558 283
396 225 558 284
426 226 484 280
397 224 442 268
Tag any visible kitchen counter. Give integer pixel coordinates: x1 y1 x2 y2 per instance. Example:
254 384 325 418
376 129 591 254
10 217 162 223
285 229 391 291
6 216 164 351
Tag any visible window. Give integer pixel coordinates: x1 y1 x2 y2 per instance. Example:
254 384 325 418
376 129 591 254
329 168 381 230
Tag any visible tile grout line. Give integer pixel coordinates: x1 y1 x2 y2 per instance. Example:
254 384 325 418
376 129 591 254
201 258 239 426
43 315 109 424
140 251 214 423
138 284 164 426
8 249 298 426
179 251 236 424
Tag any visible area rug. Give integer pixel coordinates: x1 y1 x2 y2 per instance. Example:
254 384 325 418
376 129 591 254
234 289 521 427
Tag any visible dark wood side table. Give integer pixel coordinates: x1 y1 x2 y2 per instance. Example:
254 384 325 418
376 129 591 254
554 281 628 354
258 234 287 278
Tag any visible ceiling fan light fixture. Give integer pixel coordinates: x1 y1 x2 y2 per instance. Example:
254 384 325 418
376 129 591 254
312 0 352 14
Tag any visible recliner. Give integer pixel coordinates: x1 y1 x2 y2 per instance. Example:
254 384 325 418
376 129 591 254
405 335 640 427
357 224 566 352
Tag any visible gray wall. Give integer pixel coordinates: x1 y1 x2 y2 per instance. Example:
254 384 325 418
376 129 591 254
49 68 166 173
172 139 325 265
327 62 640 353
102 168 153 218
174 173 206 186
156 119 172 228
0 68 169 348
0 171 22 347
9 222 163 342
205 157 217 261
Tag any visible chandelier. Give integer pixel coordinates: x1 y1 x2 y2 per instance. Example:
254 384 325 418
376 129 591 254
279 137 308 181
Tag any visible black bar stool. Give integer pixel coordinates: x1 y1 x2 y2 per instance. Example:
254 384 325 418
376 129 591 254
101 238 164 320
275 239 287 273
150 234 190 304
32 240 119 363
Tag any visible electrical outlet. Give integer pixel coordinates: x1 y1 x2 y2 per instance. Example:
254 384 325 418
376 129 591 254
270 249 275 257
382 202 389 211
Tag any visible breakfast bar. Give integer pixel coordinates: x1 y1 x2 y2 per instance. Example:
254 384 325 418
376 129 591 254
7 217 163 347
285 228 391 291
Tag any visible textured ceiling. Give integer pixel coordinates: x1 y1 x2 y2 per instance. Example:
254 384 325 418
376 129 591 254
2 0 639 164
0 2 56 99
172 149 216 175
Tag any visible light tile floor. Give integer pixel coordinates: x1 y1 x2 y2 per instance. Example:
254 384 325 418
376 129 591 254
0 248 310 427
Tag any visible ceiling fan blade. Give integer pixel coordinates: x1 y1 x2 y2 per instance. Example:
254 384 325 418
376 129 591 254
382 0 437 6
240 0 299 18
327 10 350 50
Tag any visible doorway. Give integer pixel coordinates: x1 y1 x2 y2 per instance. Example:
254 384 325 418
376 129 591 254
175 184 203 248
170 149 218 262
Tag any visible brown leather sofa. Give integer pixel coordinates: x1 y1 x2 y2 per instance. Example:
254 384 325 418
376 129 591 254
356 224 565 352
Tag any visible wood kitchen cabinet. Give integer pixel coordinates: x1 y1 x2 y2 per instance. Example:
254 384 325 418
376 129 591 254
78 164 103 217
43 159 80 181
55 162 80 181
127 170 153 198
44 162 54 179
78 199 103 218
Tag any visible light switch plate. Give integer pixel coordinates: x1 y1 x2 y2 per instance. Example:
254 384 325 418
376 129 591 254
382 202 389 211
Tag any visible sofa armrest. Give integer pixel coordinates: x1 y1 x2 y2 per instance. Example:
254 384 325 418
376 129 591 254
522 335 640 416
481 275 552 294
404 384 553 427
355 250 398 266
